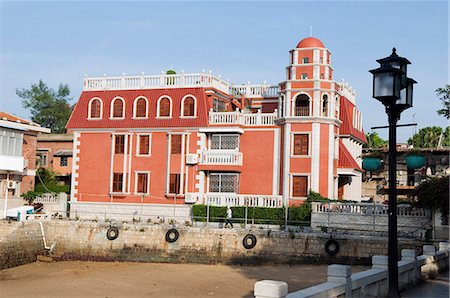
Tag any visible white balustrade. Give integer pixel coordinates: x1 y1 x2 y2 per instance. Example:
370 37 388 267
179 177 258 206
84 73 230 94
209 109 277 126
197 193 284 208
200 150 243 166
231 85 279 98
311 202 431 218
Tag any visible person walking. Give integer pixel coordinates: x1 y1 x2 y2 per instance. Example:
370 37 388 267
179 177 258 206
225 206 233 228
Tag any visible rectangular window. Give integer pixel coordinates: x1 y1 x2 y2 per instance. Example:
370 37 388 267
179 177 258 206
138 135 150 155
210 134 239 150
136 172 149 194
209 173 239 193
293 134 309 155
292 176 308 197
301 73 308 80
37 151 48 167
112 173 123 192
169 173 180 194
115 135 125 154
60 156 68 167
171 135 182 154
212 98 227 112
320 73 324 79
302 57 309 64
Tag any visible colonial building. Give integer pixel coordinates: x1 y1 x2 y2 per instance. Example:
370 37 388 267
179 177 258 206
66 37 366 217
0 111 50 217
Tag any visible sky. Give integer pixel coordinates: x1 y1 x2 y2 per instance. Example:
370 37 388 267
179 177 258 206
0 1 448 142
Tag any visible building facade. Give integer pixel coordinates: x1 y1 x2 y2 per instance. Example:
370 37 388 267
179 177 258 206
66 37 366 216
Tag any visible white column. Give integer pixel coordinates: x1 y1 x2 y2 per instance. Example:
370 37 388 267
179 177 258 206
180 134 185 194
166 134 171 194
128 133 132 193
282 123 291 203
328 124 334 198
122 134 128 192
71 131 81 201
313 90 320 117
311 123 320 192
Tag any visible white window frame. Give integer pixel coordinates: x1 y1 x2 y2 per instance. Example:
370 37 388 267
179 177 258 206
132 96 149 119
289 173 310 199
322 93 329 117
134 171 151 195
180 94 197 118
156 95 173 118
110 97 126 119
292 92 312 117
208 173 240 193
88 97 103 120
136 134 152 157
290 133 311 157
209 134 240 150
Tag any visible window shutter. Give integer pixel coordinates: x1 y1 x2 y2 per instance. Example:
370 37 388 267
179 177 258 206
183 97 195 116
91 99 101 118
137 173 148 193
115 135 125 154
300 135 308 155
139 135 149 155
113 100 124 117
171 135 182 154
293 135 308 155
136 98 146 117
293 176 307 197
160 98 170 117
169 174 180 194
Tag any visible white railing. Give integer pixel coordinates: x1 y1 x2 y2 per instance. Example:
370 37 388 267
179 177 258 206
312 202 431 217
34 193 60 203
200 150 243 166
189 193 283 208
84 72 230 94
209 109 277 126
231 85 279 98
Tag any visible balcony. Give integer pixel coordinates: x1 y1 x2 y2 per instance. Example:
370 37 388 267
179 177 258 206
199 150 243 166
186 192 284 208
294 107 310 116
209 109 277 126
0 155 24 172
231 84 279 98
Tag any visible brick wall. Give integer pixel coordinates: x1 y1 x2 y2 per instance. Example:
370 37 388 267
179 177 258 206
20 133 38 194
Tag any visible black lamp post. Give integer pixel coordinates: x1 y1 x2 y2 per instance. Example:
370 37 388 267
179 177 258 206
369 48 416 297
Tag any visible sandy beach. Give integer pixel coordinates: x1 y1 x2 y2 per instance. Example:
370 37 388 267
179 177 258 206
0 261 368 298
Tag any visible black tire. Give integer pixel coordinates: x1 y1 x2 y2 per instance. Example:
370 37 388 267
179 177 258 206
106 227 119 241
325 239 340 255
165 228 179 243
242 234 257 249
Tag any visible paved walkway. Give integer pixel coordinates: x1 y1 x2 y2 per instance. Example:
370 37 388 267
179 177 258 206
402 269 449 297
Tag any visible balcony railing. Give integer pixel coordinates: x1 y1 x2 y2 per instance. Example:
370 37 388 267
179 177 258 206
209 109 277 126
294 107 310 116
231 85 279 98
83 72 230 94
186 192 283 208
200 150 243 166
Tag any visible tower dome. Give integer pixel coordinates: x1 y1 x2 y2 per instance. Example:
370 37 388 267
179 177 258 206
296 37 325 49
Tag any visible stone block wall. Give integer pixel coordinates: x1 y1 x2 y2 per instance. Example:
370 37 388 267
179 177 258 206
42 221 427 265
0 222 45 269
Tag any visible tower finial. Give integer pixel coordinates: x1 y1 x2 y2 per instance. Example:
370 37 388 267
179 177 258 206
392 47 397 54
310 25 313 37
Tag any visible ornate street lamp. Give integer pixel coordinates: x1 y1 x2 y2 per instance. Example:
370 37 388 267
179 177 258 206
369 48 416 297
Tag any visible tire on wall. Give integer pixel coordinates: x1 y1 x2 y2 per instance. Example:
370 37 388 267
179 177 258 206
325 239 340 256
106 227 119 241
165 228 179 243
242 234 257 249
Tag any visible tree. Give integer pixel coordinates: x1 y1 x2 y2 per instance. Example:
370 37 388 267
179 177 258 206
436 85 450 119
364 132 388 148
415 176 449 225
407 126 450 148
16 80 73 133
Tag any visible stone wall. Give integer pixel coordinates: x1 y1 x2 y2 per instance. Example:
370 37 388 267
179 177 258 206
0 222 45 269
41 221 429 265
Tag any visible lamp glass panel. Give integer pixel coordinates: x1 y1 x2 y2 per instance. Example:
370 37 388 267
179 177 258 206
374 72 395 98
406 81 413 106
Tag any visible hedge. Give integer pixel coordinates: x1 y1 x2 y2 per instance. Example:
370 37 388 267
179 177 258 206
192 204 311 226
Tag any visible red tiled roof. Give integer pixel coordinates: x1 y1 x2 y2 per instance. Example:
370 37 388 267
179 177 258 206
338 140 363 172
0 111 33 125
66 88 210 129
339 97 367 143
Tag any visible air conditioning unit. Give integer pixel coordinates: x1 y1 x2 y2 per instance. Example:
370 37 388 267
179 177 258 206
186 154 198 165
7 181 17 189
184 193 198 204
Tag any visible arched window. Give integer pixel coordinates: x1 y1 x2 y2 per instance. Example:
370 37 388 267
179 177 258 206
182 96 196 117
134 97 148 118
157 96 172 117
111 97 125 118
322 94 328 117
294 94 310 116
88 98 102 119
